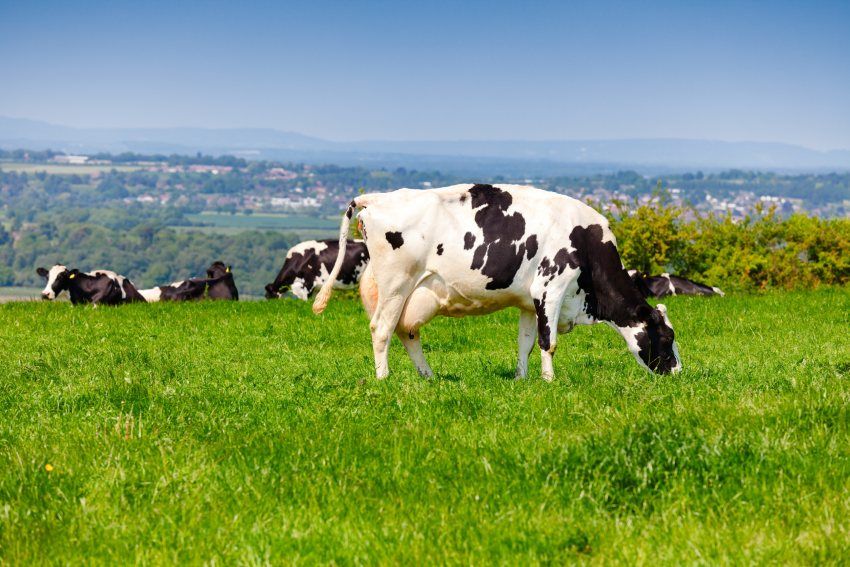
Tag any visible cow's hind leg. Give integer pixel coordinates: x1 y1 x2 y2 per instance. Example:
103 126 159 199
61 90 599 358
368 273 420 379
532 288 566 382
516 309 537 379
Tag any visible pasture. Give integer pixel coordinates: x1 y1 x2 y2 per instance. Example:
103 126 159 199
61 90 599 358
1 289 848 562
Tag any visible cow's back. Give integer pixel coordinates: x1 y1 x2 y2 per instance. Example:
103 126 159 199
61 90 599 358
357 184 611 313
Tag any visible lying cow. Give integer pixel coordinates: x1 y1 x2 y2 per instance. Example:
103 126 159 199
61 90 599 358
313 184 682 380
205 261 239 300
628 270 724 298
37 265 146 305
138 262 239 302
138 278 211 302
265 239 368 300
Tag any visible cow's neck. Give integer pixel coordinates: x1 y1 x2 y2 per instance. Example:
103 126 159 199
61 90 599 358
581 268 650 329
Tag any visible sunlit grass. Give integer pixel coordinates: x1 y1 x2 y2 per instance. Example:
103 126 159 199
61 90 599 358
0 289 848 562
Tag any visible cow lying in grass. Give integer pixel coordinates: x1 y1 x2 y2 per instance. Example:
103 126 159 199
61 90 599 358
205 262 239 300
314 184 682 380
138 261 239 302
37 265 146 305
628 270 724 298
265 239 368 300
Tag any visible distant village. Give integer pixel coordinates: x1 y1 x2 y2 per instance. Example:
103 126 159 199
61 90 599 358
18 151 846 219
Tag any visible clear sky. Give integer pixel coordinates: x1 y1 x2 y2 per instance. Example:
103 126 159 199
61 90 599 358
1 0 848 149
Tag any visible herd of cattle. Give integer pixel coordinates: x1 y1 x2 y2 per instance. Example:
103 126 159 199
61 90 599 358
37 183 725 379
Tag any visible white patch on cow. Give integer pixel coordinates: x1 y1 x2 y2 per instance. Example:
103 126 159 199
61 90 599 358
139 288 162 302
656 303 682 373
661 273 676 296
287 240 328 258
610 323 649 370
169 280 185 287
291 279 310 300
41 265 68 299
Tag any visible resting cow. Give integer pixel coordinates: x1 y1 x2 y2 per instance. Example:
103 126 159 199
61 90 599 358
138 279 211 302
37 265 146 305
313 184 682 380
205 261 239 300
628 270 724 298
138 261 239 302
265 239 368 300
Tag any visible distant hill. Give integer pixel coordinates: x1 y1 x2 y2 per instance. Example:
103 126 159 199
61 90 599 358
2 116 849 175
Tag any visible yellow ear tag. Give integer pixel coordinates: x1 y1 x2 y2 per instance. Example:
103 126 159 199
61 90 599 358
225 267 230 273
69 273 75 279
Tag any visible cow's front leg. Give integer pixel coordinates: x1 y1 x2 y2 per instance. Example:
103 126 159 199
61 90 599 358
533 292 564 382
516 309 537 379
395 287 438 378
398 331 433 378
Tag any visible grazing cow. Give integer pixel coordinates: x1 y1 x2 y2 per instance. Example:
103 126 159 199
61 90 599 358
37 265 146 305
628 270 724 298
313 184 682 380
265 239 369 300
205 261 239 300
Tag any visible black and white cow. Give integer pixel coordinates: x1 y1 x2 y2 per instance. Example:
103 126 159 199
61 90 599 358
138 261 239 302
138 278 211 302
628 270 724 298
313 184 682 380
205 261 239 300
37 265 146 305
265 239 368 300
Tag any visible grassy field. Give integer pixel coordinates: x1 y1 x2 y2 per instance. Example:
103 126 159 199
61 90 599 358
0 289 848 563
0 161 142 174
181 212 339 241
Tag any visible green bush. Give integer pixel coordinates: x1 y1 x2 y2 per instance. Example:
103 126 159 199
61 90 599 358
606 197 850 291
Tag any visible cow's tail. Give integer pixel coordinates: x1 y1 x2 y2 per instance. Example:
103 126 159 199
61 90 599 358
313 199 359 314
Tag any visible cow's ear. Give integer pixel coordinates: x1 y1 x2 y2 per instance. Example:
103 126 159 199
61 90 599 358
36 267 48 278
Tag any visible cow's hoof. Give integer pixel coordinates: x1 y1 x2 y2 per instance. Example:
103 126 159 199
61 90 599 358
541 373 554 382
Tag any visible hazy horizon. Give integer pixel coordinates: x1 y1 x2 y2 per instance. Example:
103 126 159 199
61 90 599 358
2 1 849 150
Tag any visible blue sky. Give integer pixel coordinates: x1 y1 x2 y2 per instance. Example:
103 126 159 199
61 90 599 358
1 0 848 149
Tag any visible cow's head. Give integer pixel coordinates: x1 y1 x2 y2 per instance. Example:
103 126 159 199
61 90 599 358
36 265 73 300
627 270 652 299
265 283 284 299
206 261 230 279
620 303 682 374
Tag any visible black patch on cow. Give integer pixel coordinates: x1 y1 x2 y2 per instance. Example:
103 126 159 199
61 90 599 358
464 232 476 250
346 200 356 219
385 231 404 249
525 234 538 260
436 243 444 255
534 292 550 351
467 184 529 290
538 247 578 281
265 240 369 299
459 193 467 204
567 224 679 373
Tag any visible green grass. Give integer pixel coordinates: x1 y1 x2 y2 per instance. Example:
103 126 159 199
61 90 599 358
1 289 848 563
186 212 339 231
